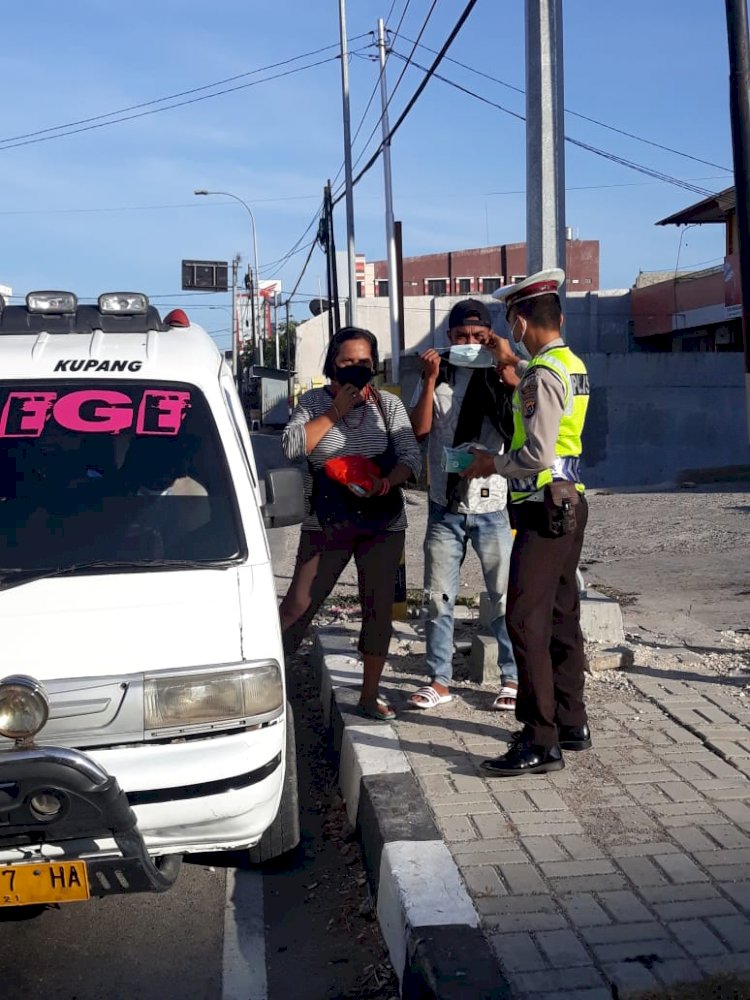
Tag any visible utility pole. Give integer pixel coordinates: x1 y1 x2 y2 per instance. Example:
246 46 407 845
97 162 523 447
244 266 256 369
250 266 264 367
338 0 357 325
285 300 293 419
231 255 240 383
725 0 750 440
327 182 341 335
394 220 406 355
377 18 401 382
525 0 566 287
274 295 281 369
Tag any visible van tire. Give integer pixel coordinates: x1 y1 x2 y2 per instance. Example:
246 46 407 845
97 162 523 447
248 702 300 864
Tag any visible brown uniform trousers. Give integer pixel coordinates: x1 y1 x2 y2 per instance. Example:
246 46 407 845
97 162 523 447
506 497 589 748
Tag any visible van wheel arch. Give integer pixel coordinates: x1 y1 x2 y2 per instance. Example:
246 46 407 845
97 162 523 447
248 702 300 864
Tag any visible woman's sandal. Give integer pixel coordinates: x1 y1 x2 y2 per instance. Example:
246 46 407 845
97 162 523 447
492 684 518 711
358 697 396 722
408 685 453 710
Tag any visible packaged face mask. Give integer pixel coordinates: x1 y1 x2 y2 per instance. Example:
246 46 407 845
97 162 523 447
441 444 479 473
444 344 496 368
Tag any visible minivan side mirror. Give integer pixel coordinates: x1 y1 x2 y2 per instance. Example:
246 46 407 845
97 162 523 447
262 467 305 529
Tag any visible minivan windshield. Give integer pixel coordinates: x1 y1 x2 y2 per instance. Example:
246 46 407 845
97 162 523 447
0 381 244 579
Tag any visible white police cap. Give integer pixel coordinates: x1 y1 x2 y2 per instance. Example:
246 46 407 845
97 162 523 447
493 267 565 310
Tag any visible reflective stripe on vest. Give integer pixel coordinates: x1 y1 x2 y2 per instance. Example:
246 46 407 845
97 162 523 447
509 346 589 503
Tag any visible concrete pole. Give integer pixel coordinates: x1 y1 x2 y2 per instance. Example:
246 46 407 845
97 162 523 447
338 0 357 325
525 0 567 284
274 297 281 369
231 256 239 382
377 19 401 382
725 0 750 441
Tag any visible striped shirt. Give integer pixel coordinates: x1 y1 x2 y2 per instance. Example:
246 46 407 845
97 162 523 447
282 387 421 532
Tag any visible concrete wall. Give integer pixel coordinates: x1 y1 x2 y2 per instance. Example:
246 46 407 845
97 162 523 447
294 290 632 386
582 352 749 487
293 299 749 488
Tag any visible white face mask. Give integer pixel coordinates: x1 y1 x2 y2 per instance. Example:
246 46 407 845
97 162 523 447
446 344 496 368
510 318 531 360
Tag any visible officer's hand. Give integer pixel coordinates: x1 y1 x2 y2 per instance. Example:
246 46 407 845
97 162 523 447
498 364 521 388
461 448 497 480
332 382 362 417
420 349 441 381
485 333 518 368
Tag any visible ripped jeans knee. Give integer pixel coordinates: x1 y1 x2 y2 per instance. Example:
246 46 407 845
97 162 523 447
424 588 456 619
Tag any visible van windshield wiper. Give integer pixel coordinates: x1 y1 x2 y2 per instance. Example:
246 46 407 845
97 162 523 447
0 559 239 592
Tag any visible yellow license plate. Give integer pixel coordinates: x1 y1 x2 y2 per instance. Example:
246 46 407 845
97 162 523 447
0 861 90 907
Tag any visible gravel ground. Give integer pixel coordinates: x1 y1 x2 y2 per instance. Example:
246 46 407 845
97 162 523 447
319 484 750 696
299 482 750 999
281 642 400 1000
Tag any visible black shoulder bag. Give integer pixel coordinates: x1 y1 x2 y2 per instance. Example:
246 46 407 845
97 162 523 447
309 392 405 532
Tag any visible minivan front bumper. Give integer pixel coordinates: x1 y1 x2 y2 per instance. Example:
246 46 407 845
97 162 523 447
0 724 284 892
0 745 181 897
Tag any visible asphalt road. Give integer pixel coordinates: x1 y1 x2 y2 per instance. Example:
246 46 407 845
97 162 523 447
0 434 395 1000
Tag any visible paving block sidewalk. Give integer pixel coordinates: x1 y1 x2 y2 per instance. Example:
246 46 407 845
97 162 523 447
315 621 750 1000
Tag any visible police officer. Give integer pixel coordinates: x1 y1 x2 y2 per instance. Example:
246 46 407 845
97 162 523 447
463 268 591 776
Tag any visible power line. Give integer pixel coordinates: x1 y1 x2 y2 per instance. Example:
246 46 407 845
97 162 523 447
0 194 322 217
258 202 325 276
284 237 320 307
0 35 370 148
330 1 412 191
332 0 480 207
398 35 732 174
339 0 437 194
384 0 400 24
0 51 367 152
484 177 728 196
387 52 715 198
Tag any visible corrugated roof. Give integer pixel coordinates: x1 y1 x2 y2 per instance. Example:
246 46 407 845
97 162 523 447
656 187 735 226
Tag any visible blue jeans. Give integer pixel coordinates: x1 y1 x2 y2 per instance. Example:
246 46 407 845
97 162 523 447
424 501 517 687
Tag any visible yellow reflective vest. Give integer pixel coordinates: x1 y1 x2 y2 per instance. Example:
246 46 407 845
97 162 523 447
508 345 589 504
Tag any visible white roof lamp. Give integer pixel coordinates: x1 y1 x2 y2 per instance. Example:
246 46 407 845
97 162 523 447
26 291 77 313
98 292 149 315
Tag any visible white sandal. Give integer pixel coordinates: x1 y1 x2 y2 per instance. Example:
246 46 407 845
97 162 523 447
408 685 453 710
492 685 518 711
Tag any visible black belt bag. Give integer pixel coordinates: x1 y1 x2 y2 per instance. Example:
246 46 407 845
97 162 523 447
309 392 405 533
543 480 581 536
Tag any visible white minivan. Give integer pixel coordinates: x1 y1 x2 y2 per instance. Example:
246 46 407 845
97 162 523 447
0 291 304 908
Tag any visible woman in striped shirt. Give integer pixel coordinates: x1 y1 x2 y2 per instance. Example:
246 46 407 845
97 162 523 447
280 326 421 722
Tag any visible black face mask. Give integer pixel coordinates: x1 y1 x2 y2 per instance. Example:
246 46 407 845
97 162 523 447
335 364 374 390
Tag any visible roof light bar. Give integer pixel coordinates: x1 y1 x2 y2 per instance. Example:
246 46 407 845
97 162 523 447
98 292 149 315
26 291 78 314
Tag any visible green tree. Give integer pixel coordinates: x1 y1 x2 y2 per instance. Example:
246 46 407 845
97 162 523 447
239 318 297 371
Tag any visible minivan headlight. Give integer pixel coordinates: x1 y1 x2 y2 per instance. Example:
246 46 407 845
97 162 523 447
0 675 50 740
144 663 282 732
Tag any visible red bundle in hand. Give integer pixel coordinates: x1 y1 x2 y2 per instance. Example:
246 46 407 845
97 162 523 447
324 455 381 490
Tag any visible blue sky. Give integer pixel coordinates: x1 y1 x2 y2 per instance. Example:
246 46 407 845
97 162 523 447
0 0 734 348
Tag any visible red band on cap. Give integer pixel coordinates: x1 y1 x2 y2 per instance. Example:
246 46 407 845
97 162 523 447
506 280 559 305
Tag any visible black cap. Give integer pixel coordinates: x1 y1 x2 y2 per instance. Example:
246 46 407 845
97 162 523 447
448 298 491 330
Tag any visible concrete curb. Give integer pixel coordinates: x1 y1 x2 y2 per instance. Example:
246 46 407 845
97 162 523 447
312 628 511 1000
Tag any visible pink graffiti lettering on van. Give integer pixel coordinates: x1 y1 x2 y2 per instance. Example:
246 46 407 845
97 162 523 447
0 389 191 437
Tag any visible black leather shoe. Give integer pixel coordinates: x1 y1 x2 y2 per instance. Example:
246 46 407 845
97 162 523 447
558 723 592 751
482 740 564 776
507 727 533 747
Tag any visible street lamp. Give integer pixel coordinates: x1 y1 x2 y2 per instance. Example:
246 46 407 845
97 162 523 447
194 189 262 367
